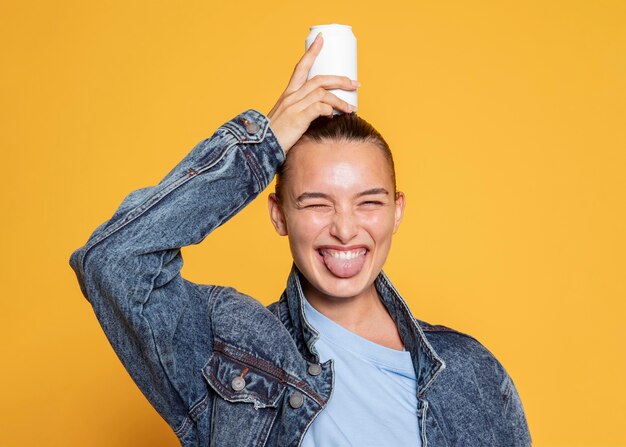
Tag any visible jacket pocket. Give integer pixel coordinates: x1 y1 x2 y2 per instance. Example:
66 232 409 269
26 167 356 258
202 349 286 446
203 350 286 409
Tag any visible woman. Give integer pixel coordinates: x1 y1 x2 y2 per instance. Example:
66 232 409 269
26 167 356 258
70 33 530 446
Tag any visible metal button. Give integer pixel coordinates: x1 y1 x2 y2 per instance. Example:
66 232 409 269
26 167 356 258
231 376 246 391
307 363 322 376
245 122 260 134
289 392 304 409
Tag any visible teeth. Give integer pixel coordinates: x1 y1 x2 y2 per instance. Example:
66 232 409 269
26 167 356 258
321 249 366 260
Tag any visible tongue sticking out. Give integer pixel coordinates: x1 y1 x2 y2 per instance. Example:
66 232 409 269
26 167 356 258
321 250 367 278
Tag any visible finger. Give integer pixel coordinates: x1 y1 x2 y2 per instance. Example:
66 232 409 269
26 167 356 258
288 75 360 104
296 87 355 115
284 33 324 94
300 101 335 123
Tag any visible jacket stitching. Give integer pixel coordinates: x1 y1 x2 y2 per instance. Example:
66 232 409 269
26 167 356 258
174 413 193 437
214 341 290 382
256 408 278 447
421 400 429 447
173 392 211 437
241 146 265 192
190 395 210 420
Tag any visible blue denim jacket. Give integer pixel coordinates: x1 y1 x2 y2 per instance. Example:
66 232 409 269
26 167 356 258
69 109 531 446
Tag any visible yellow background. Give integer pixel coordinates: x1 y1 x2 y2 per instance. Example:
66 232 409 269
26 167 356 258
1 0 624 445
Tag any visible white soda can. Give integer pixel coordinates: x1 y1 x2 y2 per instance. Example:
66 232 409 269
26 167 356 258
305 24 357 114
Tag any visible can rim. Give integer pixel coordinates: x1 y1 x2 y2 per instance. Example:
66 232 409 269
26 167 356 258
309 24 352 31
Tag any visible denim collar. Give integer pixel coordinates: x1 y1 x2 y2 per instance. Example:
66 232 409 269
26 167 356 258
280 265 446 396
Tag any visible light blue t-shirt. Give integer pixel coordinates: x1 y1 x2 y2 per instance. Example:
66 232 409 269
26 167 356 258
301 299 422 447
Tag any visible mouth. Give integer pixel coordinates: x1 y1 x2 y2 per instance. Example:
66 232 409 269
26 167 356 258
317 246 369 278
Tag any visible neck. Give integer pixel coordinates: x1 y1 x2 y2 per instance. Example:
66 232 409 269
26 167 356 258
301 278 404 350
303 283 383 331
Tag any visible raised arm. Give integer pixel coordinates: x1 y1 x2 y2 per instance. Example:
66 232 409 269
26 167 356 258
69 110 285 441
69 33 359 445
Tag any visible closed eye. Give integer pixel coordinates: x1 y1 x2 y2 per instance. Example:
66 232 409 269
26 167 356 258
304 203 331 209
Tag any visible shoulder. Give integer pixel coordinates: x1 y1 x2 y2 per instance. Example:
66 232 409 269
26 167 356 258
417 319 531 444
210 287 288 345
209 287 289 351
210 288 306 370
416 318 515 413
211 286 276 321
416 318 508 381
418 319 482 353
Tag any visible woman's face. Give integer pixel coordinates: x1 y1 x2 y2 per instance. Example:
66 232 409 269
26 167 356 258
268 139 405 304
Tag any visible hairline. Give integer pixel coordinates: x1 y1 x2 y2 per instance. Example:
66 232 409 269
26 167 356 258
275 135 397 203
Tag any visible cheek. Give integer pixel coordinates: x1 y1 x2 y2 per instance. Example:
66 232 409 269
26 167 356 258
287 214 330 237
361 211 397 237
286 214 329 251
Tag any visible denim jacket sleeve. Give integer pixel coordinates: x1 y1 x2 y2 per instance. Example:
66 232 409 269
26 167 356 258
69 109 284 442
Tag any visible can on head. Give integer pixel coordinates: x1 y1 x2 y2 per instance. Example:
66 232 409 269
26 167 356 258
305 24 357 114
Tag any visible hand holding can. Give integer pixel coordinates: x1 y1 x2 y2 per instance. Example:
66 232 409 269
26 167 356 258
267 33 359 153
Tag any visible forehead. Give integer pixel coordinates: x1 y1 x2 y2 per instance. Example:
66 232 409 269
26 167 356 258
284 139 393 196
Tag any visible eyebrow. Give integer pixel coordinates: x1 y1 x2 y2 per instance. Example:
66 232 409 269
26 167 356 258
295 188 389 203
355 188 389 198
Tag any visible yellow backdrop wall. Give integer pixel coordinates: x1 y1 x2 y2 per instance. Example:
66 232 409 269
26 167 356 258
1 0 624 445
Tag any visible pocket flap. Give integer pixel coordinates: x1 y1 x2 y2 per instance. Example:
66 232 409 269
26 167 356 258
203 350 286 409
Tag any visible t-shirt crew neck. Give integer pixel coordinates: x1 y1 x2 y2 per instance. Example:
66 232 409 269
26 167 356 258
301 298 422 447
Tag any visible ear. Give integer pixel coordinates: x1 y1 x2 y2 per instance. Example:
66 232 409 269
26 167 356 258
393 191 406 234
268 193 288 236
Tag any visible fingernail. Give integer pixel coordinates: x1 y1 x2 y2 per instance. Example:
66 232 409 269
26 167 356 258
317 32 323 40
351 80 361 87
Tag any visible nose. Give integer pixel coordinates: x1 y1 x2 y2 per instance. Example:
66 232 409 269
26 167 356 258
329 209 359 244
